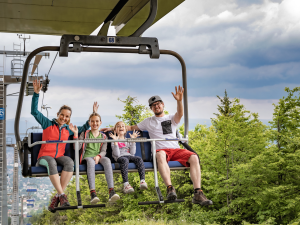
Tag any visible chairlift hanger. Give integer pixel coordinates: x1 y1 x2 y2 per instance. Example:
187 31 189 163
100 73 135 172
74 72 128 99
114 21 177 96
14 0 192 209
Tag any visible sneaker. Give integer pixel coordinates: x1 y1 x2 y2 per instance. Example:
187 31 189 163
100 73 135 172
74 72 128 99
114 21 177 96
123 183 134 194
90 192 100 205
108 189 120 202
166 185 177 201
140 181 148 190
48 195 59 213
59 194 70 207
192 189 213 206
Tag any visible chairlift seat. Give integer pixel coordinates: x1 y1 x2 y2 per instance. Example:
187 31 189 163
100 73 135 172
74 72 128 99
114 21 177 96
28 131 186 177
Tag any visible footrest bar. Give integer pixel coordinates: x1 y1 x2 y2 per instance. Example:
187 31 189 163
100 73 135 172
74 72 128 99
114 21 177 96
138 199 185 205
55 204 106 210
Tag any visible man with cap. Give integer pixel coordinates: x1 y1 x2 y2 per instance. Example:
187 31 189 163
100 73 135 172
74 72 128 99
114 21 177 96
103 85 212 206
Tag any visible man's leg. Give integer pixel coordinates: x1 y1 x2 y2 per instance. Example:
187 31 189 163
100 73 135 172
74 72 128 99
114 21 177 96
188 154 201 189
187 154 213 205
156 151 171 186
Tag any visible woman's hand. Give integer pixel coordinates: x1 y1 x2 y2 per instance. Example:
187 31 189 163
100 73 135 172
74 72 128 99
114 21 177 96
129 130 140 139
109 131 118 140
94 155 101 164
93 102 99 113
33 79 42 94
69 123 78 137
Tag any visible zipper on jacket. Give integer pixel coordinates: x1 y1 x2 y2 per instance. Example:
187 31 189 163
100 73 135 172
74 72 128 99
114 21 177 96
54 126 62 158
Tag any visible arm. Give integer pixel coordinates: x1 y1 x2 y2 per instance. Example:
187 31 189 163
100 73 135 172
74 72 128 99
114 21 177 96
71 125 84 150
101 125 139 133
111 142 121 160
76 120 90 134
172 85 184 124
99 135 108 158
128 130 140 155
129 142 136 155
31 80 51 129
126 125 139 131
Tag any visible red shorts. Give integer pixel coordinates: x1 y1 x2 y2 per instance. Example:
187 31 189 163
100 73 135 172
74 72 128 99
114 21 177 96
156 148 196 167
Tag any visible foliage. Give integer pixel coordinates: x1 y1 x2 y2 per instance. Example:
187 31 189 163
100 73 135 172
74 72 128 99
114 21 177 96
115 96 168 126
35 90 300 225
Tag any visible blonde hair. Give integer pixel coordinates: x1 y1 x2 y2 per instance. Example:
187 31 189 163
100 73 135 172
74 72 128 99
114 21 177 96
89 112 101 121
57 105 72 125
113 121 126 135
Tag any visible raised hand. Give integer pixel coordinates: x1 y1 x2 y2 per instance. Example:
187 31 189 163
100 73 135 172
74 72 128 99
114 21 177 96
171 85 184 102
109 131 118 140
69 123 78 136
94 155 101 164
93 102 99 113
129 130 140 139
33 79 42 94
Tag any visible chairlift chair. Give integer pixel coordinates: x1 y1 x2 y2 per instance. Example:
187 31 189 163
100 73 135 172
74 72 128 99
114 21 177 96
14 0 199 209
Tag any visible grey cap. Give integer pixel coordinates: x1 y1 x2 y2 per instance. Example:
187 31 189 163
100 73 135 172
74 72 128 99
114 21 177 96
148 95 163 106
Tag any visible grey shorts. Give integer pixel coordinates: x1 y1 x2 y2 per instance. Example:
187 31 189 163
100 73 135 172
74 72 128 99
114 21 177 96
36 155 74 175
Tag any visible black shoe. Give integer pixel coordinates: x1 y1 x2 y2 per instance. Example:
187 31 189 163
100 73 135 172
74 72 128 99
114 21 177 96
109 189 120 202
166 186 177 201
90 192 100 204
192 189 213 206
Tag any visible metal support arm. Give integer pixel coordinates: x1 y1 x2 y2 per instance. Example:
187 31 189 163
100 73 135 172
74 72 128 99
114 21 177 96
130 0 158 37
59 35 160 59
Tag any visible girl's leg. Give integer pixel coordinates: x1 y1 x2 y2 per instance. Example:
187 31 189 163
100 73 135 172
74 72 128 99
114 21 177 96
99 157 114 189
117 156 130 183
83 157 96 190
128 156 145 181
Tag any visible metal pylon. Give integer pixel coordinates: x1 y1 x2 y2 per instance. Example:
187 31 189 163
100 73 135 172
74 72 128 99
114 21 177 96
0 74 8 224
0 46 5 76
11 145 19 225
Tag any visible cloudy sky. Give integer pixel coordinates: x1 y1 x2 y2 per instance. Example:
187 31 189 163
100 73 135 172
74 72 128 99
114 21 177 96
3 0 300 131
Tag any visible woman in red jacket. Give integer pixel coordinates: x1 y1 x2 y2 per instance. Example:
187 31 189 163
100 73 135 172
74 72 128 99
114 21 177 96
32 79 97 212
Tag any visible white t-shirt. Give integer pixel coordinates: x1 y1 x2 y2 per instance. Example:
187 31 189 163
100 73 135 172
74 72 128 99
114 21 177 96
137 114 180 150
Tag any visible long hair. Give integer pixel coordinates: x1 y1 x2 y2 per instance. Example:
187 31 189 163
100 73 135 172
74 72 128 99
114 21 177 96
113 121 126 136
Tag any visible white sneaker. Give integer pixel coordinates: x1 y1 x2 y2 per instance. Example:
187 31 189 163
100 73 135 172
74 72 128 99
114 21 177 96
140 181 148 190
109 189 120 202
123 183 134 194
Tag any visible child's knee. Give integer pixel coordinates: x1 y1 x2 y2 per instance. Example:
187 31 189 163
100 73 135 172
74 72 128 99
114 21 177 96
100 157 111 165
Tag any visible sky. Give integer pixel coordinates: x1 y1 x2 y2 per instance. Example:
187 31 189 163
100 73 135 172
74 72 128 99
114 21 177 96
2 0 300 131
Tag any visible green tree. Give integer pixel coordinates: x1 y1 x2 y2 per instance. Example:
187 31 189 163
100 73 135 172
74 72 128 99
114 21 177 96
116 96 148 125
205 98 268 223
214 89 233 118
116 96 168 126
237 87 300 224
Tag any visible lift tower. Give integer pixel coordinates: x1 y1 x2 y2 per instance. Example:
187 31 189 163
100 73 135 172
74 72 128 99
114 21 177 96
0 49 49 225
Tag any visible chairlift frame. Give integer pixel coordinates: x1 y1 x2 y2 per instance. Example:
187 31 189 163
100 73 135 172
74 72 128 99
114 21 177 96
14 0 194 209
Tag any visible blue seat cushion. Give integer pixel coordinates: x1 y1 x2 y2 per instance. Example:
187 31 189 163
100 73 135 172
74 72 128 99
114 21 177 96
31 165 64 174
